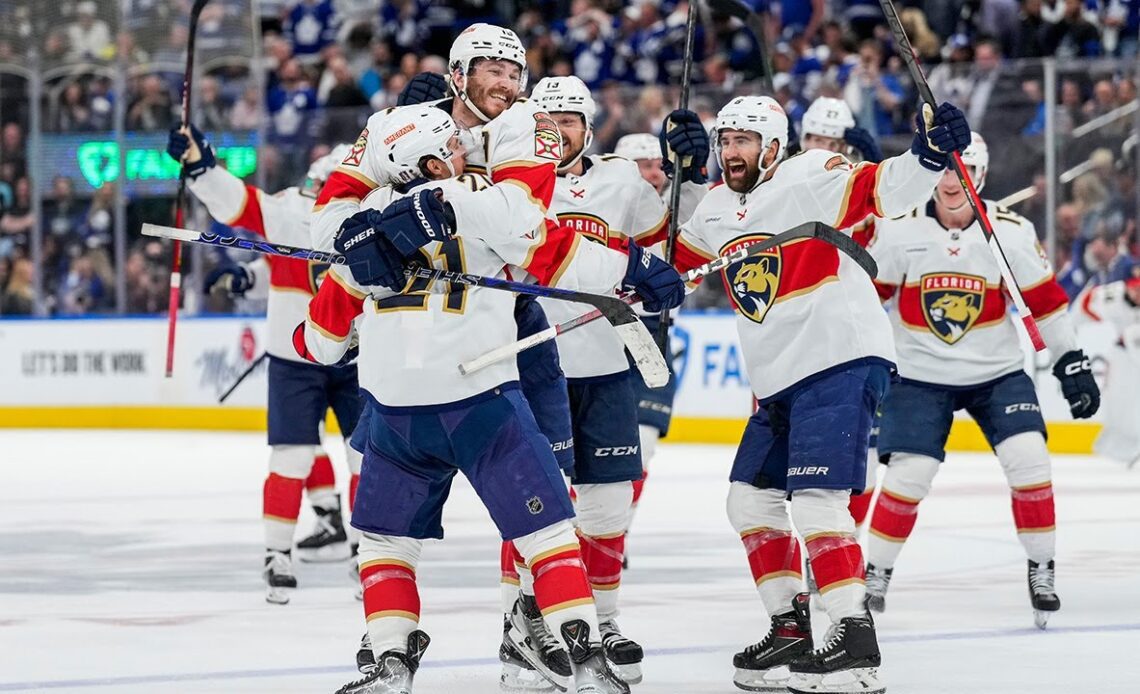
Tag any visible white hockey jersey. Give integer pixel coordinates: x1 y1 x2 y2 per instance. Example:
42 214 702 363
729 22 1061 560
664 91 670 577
870 200 1072 386
674 148 943 402
188 166 326 363
543 154 669 380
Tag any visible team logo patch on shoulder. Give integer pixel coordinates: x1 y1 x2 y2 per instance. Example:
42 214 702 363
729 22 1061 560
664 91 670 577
533 113 563 161
921 272 986 344
343 128 368 167
557 212 610 245
824 154 852 171
722 234 780 324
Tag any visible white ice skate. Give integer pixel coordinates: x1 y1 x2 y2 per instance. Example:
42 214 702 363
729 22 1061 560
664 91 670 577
263 550 296 605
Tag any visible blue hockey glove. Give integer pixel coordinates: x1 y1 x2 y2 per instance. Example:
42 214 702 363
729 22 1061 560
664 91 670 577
376 188 456 258
166 124 217 180
204 262 255 297
398 72 449 106
334 214 409 292
844 126 882 163
660 109 710 184
911 102 971 171
1052 349 1100 419
622 243 686 313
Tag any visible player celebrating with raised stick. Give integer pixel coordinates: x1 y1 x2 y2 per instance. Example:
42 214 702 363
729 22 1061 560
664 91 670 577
862 132 1100 629
665 95 971 693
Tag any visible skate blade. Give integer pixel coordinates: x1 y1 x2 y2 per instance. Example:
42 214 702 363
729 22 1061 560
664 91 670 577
1034 610 1054 630
787 667 885 694
506 625 570 691
265 586 291 605
733 665 791 691
609 661 642 685
500 662 558 692
296 542 352 563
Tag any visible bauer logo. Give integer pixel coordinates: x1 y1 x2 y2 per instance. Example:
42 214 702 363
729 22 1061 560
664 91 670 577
557 213 610 245
920 272 986 344
722 234 780 324
526 496 544 515
787 466 829 476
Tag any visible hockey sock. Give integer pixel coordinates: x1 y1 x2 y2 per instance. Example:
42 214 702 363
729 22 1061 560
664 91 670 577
264 446 316 551
996 432 1056 563
792 489 865 620
575 482 632 619
359 533 422 657
501 541 522 613
578 532 625 618
305 451 338 511
866 453 939 569
515 521 598 647
848 491 874 526
727 482 802 615
631 469 648 511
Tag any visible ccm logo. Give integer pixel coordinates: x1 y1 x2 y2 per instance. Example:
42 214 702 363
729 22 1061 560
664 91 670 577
1005 403 1041 414
595 446 639 457
1063 359 1091 375
787 466 829 476
551 439 574 452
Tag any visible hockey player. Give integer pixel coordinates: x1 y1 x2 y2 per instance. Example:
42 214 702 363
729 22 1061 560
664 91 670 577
297 104 685 694
1074 277 1140 465
665 95 971 693
166 127 363 604
863 132 1101 629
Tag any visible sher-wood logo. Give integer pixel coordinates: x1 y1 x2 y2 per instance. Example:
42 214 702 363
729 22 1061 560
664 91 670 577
195 326 263 397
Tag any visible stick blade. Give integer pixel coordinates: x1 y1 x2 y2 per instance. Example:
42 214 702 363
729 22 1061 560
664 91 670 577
143 223 201 243
614 321 670 388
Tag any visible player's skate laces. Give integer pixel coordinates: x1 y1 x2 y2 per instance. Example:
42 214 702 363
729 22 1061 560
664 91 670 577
506 594 570 690
733 593 813 692
296 499 350 562
560 620 630 694
863 564 892 614
336 630 429 694
500 614 559 692
263 550 296 605
1028 559 1060 629
598 619 643 685
787 615 884 694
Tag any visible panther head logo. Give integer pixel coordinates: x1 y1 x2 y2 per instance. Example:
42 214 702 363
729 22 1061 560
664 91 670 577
728 253 780 323
921 272 986 344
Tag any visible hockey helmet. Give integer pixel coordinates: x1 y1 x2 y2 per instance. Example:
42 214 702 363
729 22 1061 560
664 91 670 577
448 23 528 122
614 133 662 161
959 131 989 192
530 76 596 172
801 97 855 142
374 105 460 186
714 96 789 189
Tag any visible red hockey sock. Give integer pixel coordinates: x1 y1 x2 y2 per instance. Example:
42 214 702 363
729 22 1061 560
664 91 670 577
869 490 921 542
805 533 865 593
631 469 648 508
531 543 593 616
263 473 304 524
578 532 625 594
501 541 521 586
348 473 360 512
360 560 420 623
305 453 336 493
848 491 874 526
1011 482 1056 533
740 527 802 585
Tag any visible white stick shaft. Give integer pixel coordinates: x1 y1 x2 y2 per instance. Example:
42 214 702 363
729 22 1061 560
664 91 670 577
457 326 558 375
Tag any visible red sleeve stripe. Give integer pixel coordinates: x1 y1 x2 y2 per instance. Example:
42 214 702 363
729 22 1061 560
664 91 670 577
521 221 582 286
672 233 716 274
1020 276 1069 319
225 186 266 236
306 275 364 341
834 163 883 230
1079 289 1101 322
314 169 377 210
850 217 876 249
631 211 670 247
874 281 897 302
492 162 557 211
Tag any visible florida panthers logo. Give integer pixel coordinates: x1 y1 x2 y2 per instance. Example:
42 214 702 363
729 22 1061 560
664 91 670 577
309 261 331 294
921 272 985 344
723 235 780 324
557 213 609 245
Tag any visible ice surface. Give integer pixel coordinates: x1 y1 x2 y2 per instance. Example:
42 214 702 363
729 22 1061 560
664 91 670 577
1 430 1138 693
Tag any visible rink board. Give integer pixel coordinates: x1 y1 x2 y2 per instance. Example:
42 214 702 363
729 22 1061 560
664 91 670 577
0 314 1117 452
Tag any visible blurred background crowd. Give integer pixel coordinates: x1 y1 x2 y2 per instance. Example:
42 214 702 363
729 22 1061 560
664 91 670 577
0 0 1137 316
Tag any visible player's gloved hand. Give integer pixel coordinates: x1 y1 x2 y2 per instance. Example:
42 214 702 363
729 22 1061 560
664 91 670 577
398 72 449 106
844 126 882 163
166 124 216 180
660 109 709 184
204 262 255 297
1052 349 1100 419
375 188 456 258
911 102 970 171
622 242 686 313
334 215 409 292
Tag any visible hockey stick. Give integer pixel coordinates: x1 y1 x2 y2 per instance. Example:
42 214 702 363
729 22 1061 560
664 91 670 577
657 0 700 351
458 222 871 375
141 224 670 387
877 0 1045 352
165 0 212 377
218 352 267 404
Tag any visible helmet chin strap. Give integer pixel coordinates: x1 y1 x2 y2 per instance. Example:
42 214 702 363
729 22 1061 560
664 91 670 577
450 72 494 124
557 129 592 174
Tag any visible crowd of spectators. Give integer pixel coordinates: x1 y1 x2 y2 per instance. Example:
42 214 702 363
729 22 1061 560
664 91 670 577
1 0 1138 316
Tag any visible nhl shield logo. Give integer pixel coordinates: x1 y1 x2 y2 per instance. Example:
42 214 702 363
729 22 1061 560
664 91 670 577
921 272 986 344
723 235 780 324
526 496 544 515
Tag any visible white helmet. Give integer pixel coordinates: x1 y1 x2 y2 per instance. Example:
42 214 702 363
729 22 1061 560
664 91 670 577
614 133 661 161
959 131 989 192
530 76 596 172
801 97 855 141
448 23 528 123
374 105 459 186
306 143 352 184
714 96 789 191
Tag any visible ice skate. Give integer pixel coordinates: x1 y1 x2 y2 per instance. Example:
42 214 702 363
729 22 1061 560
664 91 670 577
597 619 642 685
559 620 630 694
1028 559 1060 629
263 550 296 605
296 496 350 562
501 614 559 692
336 630 429 694
787 614 884 694
733 593 813 691
356 632 375 674
863 564 892 614
505 594 570 691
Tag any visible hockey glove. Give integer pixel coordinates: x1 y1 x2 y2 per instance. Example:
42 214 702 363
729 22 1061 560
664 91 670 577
204 262 255 297
1052 349 1100 419
911 102 971 171
660 109 710 184
622 242 686 313
844 126 882 163
334 214 409 292
376 189 456 258
398 72 449 106
166 124 217 180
